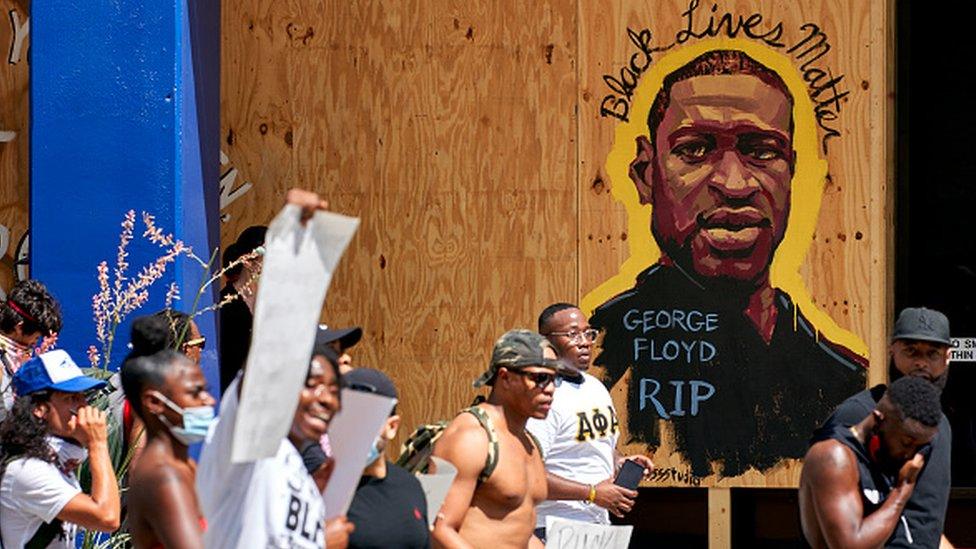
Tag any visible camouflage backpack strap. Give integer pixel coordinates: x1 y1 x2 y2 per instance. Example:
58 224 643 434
525 429 544 460
462 406 499 483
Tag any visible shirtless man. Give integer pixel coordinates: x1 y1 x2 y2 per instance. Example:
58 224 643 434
432 330 576 548
800 376 942 549
122 349 216 549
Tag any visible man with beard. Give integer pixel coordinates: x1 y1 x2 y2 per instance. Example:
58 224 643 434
590 49 866 477
817 308 953 548
527 303 653 541
800 376 942 548
432 330 574 548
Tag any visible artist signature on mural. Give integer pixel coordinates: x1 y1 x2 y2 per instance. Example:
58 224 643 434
648 466 702 487
600 0 849 153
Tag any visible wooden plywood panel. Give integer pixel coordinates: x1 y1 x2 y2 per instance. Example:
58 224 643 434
578 0 890 487
0 0 30 296
220 1 579 452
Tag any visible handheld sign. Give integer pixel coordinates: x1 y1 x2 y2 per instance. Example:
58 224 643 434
323 388 397 519
544 517 633 549
232 205 359 463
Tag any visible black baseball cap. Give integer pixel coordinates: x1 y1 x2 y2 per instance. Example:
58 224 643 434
892 307 951 346
315 324 363 351
343 367 398 400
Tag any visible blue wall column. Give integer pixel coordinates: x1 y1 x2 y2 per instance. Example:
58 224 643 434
30 0 221 394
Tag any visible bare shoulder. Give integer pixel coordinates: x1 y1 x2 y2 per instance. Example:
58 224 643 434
433 410 490 474
130 458 190 493
803 439 858 482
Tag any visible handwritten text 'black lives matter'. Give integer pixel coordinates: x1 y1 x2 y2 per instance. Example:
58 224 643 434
600 0 849 153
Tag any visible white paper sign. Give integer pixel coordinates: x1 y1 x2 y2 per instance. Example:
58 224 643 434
324 389 397 519
232 205 359 463
950 338 976 362
416 456 457 527
544 517 633 549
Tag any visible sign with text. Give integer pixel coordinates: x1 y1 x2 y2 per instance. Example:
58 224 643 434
950 338 976 362
544 517 632 549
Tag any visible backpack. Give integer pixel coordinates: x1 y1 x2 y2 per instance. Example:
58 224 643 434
397 405 501 483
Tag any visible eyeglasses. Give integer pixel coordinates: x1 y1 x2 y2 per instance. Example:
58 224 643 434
544 328 598 344
184 336 206 350
510 370 561 389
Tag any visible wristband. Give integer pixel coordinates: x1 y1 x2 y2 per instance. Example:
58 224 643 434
587 484 596 504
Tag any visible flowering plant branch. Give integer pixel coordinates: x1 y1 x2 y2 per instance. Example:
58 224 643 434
88 210 260 369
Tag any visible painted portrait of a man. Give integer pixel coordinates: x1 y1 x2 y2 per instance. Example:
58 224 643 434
590 48 866 478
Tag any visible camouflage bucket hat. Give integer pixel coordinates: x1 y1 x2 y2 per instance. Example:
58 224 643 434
473 329 578 388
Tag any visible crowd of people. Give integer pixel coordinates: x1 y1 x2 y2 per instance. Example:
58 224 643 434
0 190 960 548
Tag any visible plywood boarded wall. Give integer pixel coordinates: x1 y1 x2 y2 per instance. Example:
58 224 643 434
0 0 31 296
220 0 892 488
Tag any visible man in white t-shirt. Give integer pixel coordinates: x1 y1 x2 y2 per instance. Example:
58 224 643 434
197 340 347 549
526 303 654 541
0 350 119 549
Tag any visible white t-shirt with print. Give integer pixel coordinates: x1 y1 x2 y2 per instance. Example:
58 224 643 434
197 377 326 549
0 457 81 549
526 371 619 526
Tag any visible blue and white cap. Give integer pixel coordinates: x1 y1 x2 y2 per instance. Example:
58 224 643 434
13 349 106 396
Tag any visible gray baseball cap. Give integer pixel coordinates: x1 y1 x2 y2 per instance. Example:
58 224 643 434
473 329 578 388
892 307 951 346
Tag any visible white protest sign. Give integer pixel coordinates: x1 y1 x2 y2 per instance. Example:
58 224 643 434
416 456 457 527
232 205 359 462
544 517 633 549
324 388 397 519
950 338 976 362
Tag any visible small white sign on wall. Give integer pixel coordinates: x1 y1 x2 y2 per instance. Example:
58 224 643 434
950 338 976 362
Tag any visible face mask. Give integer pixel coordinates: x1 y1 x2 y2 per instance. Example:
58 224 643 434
365 439 381 466
47 435 88 474
151 391 215 445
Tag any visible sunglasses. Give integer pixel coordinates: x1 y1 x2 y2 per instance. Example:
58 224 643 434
510 370 561 389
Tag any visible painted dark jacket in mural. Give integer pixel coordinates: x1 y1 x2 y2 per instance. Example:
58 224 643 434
590 263 866 477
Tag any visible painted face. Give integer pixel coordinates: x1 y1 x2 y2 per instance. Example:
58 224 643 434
37 391 89 440
291 355 342 443
889 339 949 387
639 74 795 283
544 307 594 370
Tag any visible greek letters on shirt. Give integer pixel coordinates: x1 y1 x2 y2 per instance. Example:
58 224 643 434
576 406 619 442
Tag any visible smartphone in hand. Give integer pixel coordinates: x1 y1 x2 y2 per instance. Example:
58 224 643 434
614 459 644 490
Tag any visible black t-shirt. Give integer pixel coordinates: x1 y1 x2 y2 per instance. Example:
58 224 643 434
818 386 951 548
590 263 867 477
347 462 431 549
219 285 252 392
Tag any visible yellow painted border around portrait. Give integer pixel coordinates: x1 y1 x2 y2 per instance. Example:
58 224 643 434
580 38 868 358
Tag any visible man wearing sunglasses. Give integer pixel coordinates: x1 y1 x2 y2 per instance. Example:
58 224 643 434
432 330 577 549
528 303 653 542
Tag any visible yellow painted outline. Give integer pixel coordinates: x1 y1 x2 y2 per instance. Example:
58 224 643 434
581 38 867 358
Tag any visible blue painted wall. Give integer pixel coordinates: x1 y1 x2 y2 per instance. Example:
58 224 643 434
30 0 221 395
